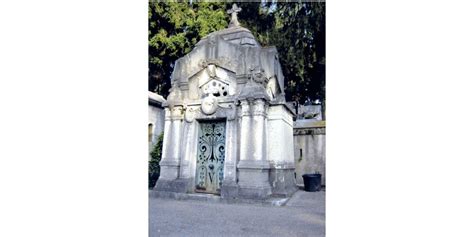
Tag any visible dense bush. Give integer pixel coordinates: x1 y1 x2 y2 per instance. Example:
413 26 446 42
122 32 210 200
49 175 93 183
149 133 163 189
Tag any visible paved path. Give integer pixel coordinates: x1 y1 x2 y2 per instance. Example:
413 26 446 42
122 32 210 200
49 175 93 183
149 190 325 237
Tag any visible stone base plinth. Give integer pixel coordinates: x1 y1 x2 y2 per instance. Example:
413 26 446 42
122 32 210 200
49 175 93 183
236 160 272 199
269 168 298 197
158 160 180 180
220 181 239 199
154 178 193 193
237 185 272 199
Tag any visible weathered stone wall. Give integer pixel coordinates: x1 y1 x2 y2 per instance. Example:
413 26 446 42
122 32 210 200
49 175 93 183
148 105 165 144
267 104 298 196
293 120 326 186
148 92 165 160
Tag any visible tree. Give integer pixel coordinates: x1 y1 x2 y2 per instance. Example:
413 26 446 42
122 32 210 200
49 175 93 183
149 1 325 105
149 1 228 95
236 2 325 104
149 132 163 188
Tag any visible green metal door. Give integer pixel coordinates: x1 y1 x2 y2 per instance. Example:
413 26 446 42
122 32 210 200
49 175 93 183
195 121 226 194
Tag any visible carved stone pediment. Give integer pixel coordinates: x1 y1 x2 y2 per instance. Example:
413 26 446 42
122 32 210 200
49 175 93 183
188 64 236 99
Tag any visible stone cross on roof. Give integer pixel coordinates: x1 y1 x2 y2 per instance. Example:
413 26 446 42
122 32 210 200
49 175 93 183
227 3 242 27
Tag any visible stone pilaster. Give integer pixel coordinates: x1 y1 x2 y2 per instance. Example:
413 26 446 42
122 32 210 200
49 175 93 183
155 106 190 193
236 99 272 199
171 117 198 193
179 118 198 180
220 118 239 198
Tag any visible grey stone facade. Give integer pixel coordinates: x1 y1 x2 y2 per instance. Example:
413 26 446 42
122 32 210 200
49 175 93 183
155 5 297 200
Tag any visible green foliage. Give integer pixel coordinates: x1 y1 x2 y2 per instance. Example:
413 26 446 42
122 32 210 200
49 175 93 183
149 1 325 105
149 132 164 188
149 132 163 173
237 2 326 104
149 1 228 95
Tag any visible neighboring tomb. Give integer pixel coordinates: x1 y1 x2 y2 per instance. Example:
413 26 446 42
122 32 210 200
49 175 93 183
155 4 297 199
148 92 165 160
296 104 323 120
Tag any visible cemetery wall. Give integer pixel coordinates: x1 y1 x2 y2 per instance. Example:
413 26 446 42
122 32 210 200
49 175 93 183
293 120 326 186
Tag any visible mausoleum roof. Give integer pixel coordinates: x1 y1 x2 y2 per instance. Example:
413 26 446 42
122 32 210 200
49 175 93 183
197 26 261 48
168 4 286 103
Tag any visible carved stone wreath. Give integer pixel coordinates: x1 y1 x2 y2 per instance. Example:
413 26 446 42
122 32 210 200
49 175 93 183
201 95 218 115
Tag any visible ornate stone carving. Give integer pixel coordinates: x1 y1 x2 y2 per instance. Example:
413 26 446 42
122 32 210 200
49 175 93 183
238 79 270 101
184 106 196 123
200 78 229 98
172 106 182 114
205 65 217 79
208 35 217 45
251 99 267 116
201 95 218 115
199 57 233 70
240 100 250 116
227 4 242 28
166 106 184 121
166 81 182 108
250 66 266 84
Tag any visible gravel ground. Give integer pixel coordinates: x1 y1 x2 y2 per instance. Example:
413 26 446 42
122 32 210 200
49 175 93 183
149 190 325 237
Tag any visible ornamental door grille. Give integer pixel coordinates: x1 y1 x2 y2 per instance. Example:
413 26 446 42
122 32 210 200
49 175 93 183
195 121 226 194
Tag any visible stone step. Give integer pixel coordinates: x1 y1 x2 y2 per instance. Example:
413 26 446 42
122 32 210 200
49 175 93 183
149 190 290 207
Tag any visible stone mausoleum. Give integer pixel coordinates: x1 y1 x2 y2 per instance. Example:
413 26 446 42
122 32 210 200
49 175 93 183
155 4 297 199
